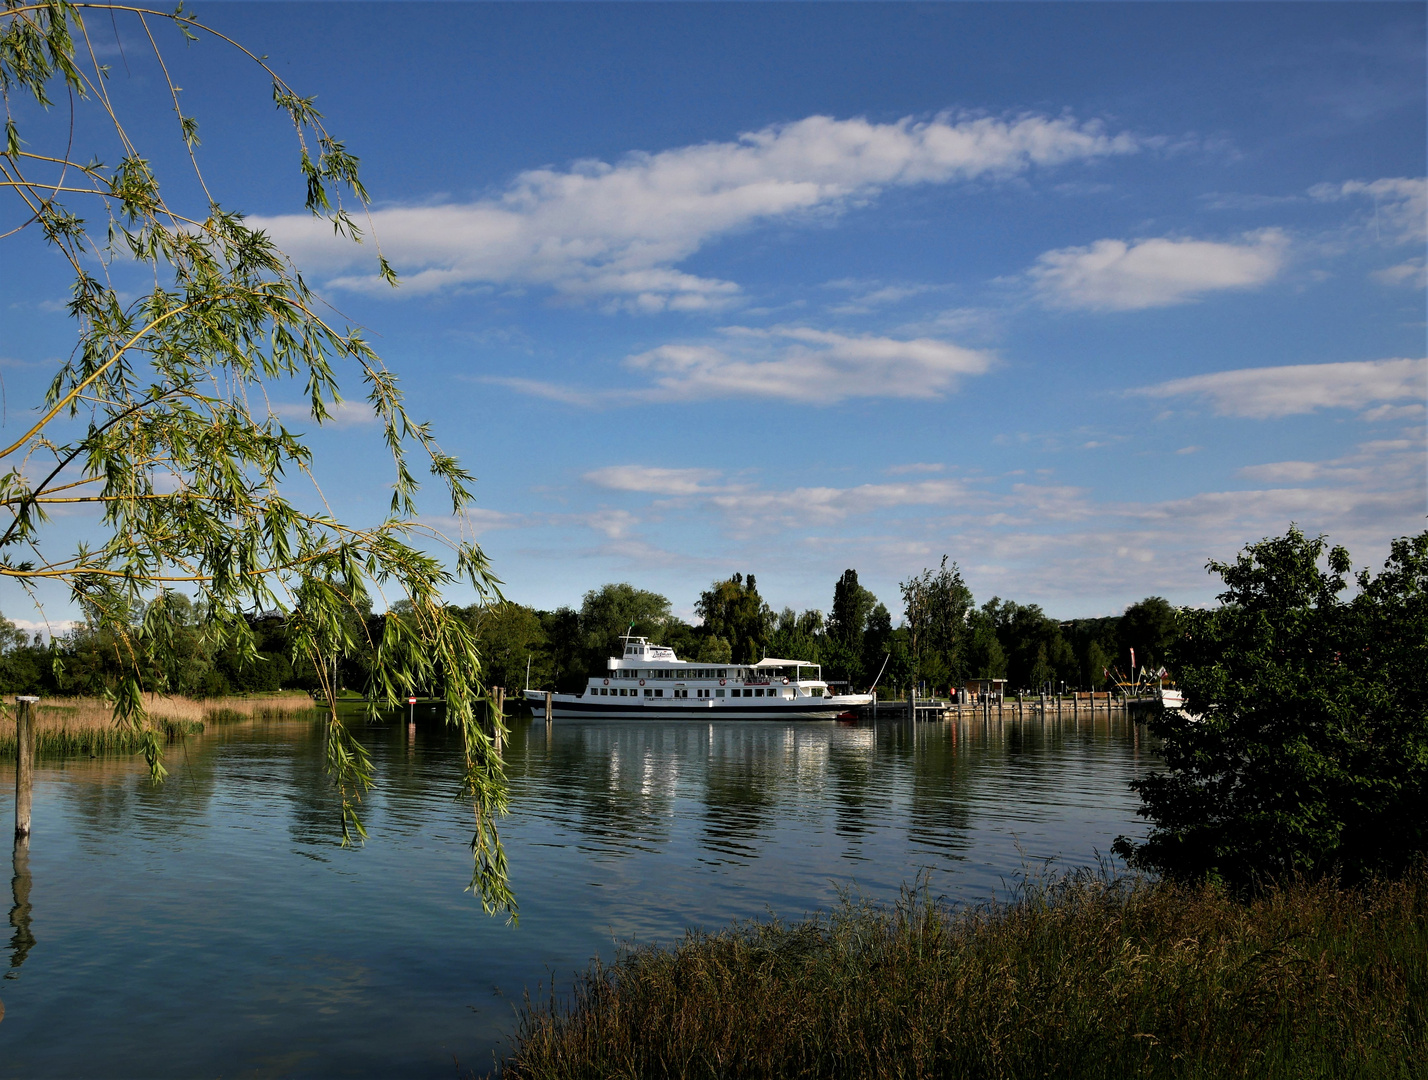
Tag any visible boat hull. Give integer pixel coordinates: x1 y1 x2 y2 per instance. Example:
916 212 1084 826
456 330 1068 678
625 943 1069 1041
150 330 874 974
523 690 872 721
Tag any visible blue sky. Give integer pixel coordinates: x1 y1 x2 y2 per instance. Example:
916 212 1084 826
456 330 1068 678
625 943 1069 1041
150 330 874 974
3 2 1425 630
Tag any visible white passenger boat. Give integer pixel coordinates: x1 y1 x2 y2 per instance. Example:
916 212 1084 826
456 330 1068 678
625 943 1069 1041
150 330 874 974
523 636 874 720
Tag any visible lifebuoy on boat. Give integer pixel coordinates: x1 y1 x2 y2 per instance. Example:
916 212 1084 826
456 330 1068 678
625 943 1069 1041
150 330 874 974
719 678 726 685
782 677 789 684
639 678 645 686
603 678 609 685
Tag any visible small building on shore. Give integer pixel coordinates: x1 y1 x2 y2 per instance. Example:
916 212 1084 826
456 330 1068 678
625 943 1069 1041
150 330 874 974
964 678 1006 703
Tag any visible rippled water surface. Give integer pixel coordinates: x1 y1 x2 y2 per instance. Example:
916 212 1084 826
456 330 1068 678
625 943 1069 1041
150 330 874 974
1 711 1159 1077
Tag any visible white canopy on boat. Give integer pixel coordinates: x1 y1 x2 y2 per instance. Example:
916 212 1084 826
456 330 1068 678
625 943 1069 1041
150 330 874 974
752 658 815 668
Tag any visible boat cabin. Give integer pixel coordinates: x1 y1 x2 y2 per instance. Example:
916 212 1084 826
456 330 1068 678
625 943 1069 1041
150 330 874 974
590 637 827 701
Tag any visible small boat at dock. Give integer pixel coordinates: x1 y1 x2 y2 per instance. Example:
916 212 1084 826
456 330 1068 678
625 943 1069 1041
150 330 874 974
523 635 874 720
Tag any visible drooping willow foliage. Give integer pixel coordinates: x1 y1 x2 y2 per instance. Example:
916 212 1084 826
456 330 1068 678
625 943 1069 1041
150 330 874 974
0 1 513 916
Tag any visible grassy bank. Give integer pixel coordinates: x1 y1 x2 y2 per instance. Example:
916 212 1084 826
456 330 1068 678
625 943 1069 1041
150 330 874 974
0 693 322 756
500 869 1427 1080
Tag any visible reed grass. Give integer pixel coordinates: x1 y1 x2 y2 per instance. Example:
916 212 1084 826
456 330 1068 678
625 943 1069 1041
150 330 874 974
500 867 1428 1080
0 693 321 756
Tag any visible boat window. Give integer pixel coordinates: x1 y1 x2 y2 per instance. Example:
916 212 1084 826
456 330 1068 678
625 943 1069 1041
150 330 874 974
715 689 724 697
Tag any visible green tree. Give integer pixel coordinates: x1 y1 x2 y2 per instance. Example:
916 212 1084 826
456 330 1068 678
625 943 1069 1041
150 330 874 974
825 569 876 687
471 602 550 698
768 607 823 665
828 571 875 649
0 614 51 695
900 557 973 685
980 598 1075 691
861 602 893 689
1115 527 1428 889
539 607 583 693
579 583 672 668
0 4 509 912
695 573 771 663
693 634 733 664
1117 596 1180 674
965 605 1007 679
1083 639 1113 690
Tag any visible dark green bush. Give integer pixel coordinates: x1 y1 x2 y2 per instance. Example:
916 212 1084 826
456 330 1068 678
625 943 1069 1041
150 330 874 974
1117 527 1428 888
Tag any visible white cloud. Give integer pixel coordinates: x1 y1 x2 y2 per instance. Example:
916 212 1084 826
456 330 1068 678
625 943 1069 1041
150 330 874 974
824 280 943 314
552 437 1423 610
1132 357 1427 419
1309 177 1427 245
268 400 378 427
1235 433 1425 488
584 466 731 496
7 618 77 640
493 326 994 406
708 478 971 530
253 112 1136 309
626 327 993 403
1372 258 1427 288
1029 229 1288 311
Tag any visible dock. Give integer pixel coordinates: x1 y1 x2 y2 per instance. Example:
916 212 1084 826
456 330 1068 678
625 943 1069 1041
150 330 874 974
864 693 1152 723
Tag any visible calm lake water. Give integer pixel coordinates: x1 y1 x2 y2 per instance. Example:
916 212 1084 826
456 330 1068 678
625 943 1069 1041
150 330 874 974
1 711 1159 1077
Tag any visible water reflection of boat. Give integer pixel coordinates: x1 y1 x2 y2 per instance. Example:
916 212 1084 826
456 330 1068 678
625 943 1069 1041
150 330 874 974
524 636 873 720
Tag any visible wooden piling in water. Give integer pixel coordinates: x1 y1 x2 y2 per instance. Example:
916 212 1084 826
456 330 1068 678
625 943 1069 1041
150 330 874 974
14 696 36 842
544 690 553 725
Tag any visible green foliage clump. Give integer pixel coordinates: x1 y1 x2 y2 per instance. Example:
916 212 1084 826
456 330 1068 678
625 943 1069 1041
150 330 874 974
695 573 772 664
1117 527 1428 889
500 868 1428 1080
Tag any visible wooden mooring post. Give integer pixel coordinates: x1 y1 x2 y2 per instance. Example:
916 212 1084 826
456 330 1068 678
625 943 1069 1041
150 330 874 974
544 691 553 726
14 696 37 843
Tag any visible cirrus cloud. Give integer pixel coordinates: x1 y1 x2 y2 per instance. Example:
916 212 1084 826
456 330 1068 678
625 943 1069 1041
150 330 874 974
1131 357 1426 419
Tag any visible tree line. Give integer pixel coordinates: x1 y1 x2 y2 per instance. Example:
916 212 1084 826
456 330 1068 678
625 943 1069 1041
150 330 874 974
0 559 1177 700
476 562 1179 698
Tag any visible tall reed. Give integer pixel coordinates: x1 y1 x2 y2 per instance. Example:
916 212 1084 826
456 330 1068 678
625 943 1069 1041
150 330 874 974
0 694 321 756
500 868 1428 1079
